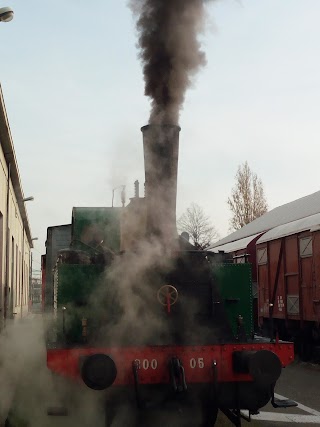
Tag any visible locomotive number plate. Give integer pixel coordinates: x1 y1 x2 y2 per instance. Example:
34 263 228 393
134 359 158 370
134 357 205 370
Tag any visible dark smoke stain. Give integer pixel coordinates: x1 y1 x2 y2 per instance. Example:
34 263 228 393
130 0 213 125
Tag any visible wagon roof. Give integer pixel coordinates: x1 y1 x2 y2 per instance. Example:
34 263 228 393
209 190 320 249
257 212 320 244
208 233 262 253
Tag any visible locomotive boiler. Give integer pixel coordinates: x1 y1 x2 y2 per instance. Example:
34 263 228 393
45 124 296 426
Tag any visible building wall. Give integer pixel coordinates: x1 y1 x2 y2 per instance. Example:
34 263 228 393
0 124 31 326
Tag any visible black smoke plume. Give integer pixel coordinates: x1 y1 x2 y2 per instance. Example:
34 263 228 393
129 0 213 125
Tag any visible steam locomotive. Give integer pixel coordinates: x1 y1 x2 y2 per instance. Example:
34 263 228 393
45 125 296 426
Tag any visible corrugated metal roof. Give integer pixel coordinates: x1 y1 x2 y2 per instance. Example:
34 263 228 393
208 233 261 253
257 212 320 244
210 190 320 248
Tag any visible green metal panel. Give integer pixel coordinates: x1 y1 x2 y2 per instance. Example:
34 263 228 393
57 264 105 306
72 207 122 253
212 264 253 338
55 263 106 343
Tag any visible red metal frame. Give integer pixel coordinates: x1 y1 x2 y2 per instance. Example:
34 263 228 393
47 342 294 386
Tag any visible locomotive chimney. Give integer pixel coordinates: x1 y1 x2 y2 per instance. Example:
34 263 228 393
141 124 180 248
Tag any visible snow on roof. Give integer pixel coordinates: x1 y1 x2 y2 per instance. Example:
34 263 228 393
257 212 320 244
208 233 261 253
210 190 320 248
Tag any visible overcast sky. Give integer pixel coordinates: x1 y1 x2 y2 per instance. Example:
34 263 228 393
1 0 320 273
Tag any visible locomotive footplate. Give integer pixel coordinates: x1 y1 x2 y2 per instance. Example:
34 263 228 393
219 392 298 427
271 388 297 409
47 342 294 385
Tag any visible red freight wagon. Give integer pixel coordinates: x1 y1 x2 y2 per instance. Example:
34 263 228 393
257 212 320 359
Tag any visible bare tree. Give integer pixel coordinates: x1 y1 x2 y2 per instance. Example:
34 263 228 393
227 161 268 231
177 203 219 249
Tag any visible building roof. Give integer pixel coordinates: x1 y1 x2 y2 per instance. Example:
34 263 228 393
210 190 320 249
0 84 33 246
257 212 320 244
209 233 262 253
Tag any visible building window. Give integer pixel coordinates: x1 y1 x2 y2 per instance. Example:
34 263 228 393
299 236 312 258
257 247 268 265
